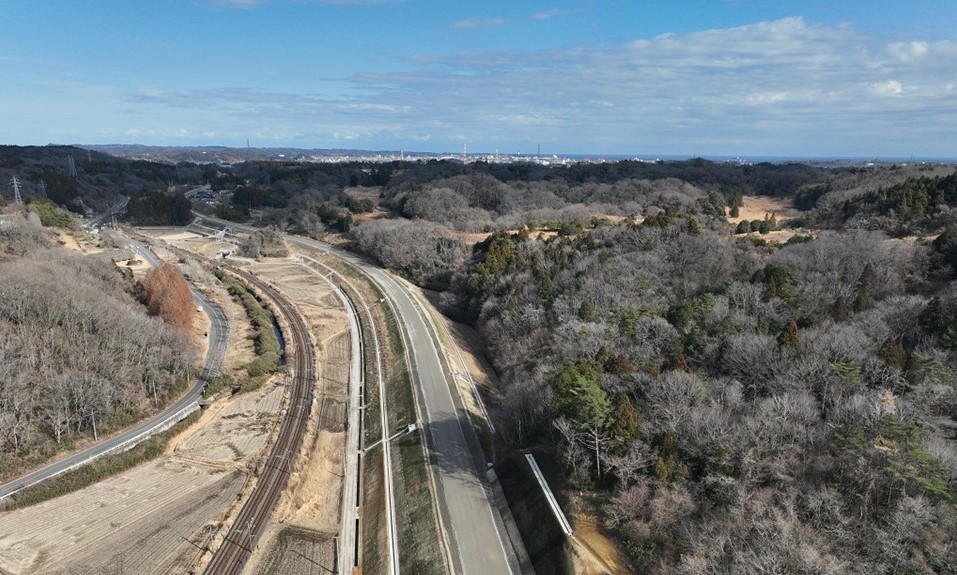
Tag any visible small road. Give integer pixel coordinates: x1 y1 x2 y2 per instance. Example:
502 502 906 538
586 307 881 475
0 241 229 502
82 195 129 228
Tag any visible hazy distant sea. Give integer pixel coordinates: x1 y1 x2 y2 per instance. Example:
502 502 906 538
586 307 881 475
566 154 957 165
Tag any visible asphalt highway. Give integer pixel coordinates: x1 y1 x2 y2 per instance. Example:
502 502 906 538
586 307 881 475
288 237 518 575
195 214 519 574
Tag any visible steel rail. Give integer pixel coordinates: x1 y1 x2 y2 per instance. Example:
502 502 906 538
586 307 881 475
203 266 316 575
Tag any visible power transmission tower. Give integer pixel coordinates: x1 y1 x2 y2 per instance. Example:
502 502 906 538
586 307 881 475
10 176 23 204
37 181 47 197
67 155 78 177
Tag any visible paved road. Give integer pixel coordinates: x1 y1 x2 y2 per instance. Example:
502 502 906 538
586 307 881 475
361 259 516 575
82 195 129 228
0 241 229 502
190 214 517 574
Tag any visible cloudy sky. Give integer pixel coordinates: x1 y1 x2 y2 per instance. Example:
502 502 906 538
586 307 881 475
1 0 955 157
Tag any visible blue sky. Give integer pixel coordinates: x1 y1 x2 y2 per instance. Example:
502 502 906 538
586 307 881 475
1 0 955 157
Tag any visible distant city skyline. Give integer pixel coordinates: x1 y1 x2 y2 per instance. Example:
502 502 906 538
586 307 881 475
1 1 956 157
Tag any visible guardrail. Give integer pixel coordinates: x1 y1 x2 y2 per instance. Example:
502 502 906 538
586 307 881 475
525 453 573 536
0 400 199 501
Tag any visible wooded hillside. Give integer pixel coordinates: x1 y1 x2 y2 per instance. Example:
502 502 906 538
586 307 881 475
6 145 957 572
339 161 957 574
0 216 193 477
183 154 957 572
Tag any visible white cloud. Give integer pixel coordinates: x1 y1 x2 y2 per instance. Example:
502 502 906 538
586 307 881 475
888 41 929 61
338 103 411 112
451 17 507 30
872 80 904 96
117 17 957 155
531 8 570 21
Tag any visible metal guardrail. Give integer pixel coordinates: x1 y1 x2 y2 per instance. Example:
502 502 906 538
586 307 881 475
525 453 573 536
0 401 199 501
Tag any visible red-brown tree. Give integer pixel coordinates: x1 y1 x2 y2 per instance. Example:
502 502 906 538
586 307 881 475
141 262 193 334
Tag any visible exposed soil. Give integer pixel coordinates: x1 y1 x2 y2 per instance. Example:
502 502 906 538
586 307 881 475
0 234 352 575
0 452 247 574
213 259 350 575
571 511 632 575
448 230 493 246
252 526 336 575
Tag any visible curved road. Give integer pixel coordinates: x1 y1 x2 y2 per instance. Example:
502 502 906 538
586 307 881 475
197 215 518 575
0 241 229 502
304 239 517 575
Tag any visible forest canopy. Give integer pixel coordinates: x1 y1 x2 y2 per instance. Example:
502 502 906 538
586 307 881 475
5 145 957 572
0 216 193 477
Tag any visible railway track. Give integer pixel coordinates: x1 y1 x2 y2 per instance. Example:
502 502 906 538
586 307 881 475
203 266 316 575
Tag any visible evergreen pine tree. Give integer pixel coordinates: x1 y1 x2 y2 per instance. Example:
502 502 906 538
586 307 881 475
777 319 800 350
610 395 639 441
832 294 849 321
854 263 877 312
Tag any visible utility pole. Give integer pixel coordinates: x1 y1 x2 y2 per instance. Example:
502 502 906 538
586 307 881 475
10 176 22 204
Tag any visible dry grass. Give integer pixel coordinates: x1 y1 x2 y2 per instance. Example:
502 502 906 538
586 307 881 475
726 195 801 225
728 195 814 242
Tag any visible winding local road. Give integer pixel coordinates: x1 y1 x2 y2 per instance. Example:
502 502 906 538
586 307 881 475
0 241 229 502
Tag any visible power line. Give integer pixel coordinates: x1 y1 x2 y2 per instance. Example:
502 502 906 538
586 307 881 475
10 176 22 204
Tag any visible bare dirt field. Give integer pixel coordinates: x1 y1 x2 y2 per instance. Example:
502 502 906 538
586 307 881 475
571 511 631 575
0 235 354 575
727 195 813 242
177 384 286 465
226 260 350 575
0 447 248 574
250 526 335 575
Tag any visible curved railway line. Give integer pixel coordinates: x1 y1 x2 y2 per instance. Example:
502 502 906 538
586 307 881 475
190 214 520 573
203 266 316 575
